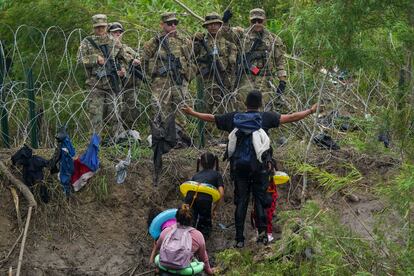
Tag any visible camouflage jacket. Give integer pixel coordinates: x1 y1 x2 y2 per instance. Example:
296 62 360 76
221 25 287 78
77 34 129 87
123 44 139 60
121 43 139 79
142 33 193 82
192 32 237 85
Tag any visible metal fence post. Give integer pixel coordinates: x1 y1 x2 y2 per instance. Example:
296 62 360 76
0 42 10 148
26 68 38 148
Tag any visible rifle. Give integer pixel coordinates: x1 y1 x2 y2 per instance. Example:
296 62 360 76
86 37 121 94
157 36 183 86
128 61 149 84
234 35 267 89
197 38 230 90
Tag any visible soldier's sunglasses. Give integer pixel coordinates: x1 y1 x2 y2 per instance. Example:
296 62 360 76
251 18 264 24
166 20 179 26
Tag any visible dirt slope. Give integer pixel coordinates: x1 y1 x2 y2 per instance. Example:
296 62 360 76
0 145 399 275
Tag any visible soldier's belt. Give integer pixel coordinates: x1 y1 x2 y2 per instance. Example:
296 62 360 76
200 67 210 77
152 69 185 81
96 68 110 78
152 67 169 78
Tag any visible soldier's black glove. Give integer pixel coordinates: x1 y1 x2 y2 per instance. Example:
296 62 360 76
276 80 286 95
222 9 233 23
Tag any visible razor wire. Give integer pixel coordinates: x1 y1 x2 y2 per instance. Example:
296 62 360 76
0 23 375 158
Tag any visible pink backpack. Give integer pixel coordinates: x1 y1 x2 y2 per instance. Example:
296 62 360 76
159 225 193 269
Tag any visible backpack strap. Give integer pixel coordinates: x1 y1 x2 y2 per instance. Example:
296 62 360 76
227 128 238 158
182 225 195 233
86 37 101 52
189 182 205 209
163 224 178 245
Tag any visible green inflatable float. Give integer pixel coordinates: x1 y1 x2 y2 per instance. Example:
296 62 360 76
155 254 204 275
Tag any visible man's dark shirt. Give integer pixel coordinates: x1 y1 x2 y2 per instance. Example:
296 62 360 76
214 111 281 133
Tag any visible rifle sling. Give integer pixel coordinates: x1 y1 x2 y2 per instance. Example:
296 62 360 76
156 35 183 85
86 37 109 58
86 37 120 92
198 38 228 89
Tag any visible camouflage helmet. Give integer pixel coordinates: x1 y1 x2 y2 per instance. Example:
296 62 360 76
249 8 266 20
92 14 108 28
108 22 124 33
202 12 223 27
161 12 178 23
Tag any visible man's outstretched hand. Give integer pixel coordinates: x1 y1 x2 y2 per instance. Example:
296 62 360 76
181 106 194 115
310 103 318 114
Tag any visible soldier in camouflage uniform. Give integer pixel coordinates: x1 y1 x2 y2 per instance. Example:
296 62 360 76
142 12 192 124
77 14 131 138
108 22 143 130
108 22 140 62
221 8 287 111
193 12 237 114
142 12 193 186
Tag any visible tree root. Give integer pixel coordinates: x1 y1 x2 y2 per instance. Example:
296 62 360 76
16 206 33 276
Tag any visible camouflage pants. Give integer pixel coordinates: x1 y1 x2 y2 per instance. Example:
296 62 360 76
199 77 235 144
150 76 189 124
120 82 149 130
120 88 137 130
201 77 236 114
235 75 283 112
86 86 123 136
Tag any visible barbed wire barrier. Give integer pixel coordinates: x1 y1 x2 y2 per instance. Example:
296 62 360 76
0 23 382 167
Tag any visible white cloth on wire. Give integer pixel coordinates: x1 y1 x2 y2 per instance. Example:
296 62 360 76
115 149 131 184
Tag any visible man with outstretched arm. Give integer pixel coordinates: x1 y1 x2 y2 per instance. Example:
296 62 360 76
182 90 317 248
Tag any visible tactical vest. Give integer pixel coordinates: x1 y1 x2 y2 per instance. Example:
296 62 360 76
196 35 229 74
150 35 186 78
240 29 274 76
84 36 120 75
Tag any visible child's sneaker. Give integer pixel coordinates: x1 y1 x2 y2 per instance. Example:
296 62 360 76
257 232 269 245
267 233 274 243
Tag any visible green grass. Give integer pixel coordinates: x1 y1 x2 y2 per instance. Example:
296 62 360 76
374 163 414 275
288 162 362 197
217 201 388 275
92 174 109 202
215 160 414 276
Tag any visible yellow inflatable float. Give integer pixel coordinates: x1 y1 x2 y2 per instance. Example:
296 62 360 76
272 171 290 185
180 181 221 202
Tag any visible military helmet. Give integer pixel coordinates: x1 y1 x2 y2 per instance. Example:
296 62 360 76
92 14 108 28
108 22 124 33
202 12 223 27
161 12 178 23
249 8 266 20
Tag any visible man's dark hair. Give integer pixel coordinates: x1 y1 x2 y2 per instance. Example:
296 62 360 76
245 90 262 109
